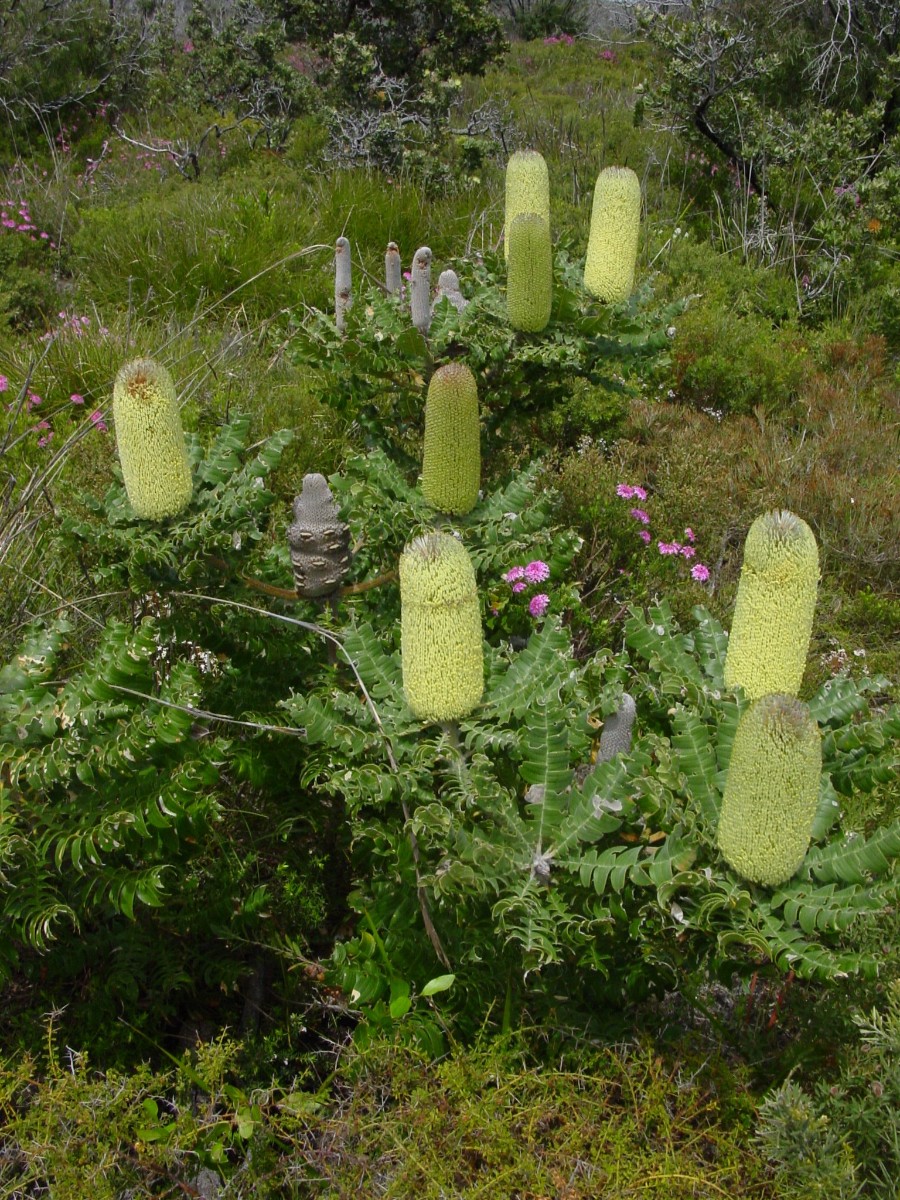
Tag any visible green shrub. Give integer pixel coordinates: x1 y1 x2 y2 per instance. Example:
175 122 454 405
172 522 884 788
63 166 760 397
669 300 808 415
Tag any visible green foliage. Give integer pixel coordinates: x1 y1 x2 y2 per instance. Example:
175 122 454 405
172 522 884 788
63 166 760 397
670 300 808 415
290 245 682 462
283 587 899 1038
759 980 900 1199
267 0 506 84
184 1 314 149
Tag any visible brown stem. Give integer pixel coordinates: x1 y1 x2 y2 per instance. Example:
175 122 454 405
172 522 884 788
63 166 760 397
206 556 397 600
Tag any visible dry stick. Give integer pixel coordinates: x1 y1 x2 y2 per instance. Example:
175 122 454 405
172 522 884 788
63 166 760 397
175 591 451 971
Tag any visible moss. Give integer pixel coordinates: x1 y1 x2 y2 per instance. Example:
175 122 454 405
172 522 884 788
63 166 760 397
400 533 483 723
724 510 819 700
421 363 481 516
112 357 192 520
504 150 549 261
717 693 822 887
506 212 552 333
583 166 641 303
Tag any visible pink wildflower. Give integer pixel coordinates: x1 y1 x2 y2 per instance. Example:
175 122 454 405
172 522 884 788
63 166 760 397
512 580 527 594
629 508 650 525
27 392 42 408
616 484 636 499
657 541 681 556
637 529 651 543
89 410 108 432
0 375 7 392
70 393 85 405
631 486 647 501
37 435 53 448
523 560 550 583
691 563 710 582
680 545 695 559
684 527 695 543
529 593 550 618
503 565 526 583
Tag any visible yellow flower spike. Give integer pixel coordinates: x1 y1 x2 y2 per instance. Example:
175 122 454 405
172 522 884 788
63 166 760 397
717 694 822 887
422 363 481 516
400 533 484 723
504 150 549 261
112 357 192 520
583 166 641 302
724 510 819 700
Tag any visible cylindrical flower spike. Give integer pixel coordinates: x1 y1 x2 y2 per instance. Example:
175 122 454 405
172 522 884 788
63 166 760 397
583 166 641 302
410 246 432 334
112 357 192 520
504 150 549 261
335 236 351 332
400 533 484 723
506 212 552 332
717 693 822 887
385 241 401 296
724 510 819 700
422 362 481 516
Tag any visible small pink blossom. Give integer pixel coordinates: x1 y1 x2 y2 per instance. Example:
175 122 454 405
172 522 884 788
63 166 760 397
637 529 651 543
89 410 108 432
503 565 525 583
523 560 550 583
0 375 8 392
616 484 636 499
657 541 680 555
183 39 194 53
512 580 527 594
631 486 647 501
691 563 710 582
35 420 51 431
680 545 695 559
70 393 84 405
26 392 42 409
37 435 53 448
684 527 695 543
528 593 550 618
629 508 650 525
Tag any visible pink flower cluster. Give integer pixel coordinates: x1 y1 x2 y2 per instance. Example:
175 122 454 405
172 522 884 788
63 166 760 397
503 560 552 619
40 310 109 343
1 199 56 248
616 484 711 584
544 33 574 45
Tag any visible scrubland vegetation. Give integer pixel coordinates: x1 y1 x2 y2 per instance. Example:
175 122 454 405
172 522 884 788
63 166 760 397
0 1 898 1195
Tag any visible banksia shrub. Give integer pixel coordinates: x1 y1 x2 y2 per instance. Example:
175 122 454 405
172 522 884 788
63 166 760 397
422 363 481 516
400 533 484 723
287 474 352 598
506 212 552 333
583 166 641 302
724 510 819 700
112 357 192 520
717 694 822 887
505 150 549 261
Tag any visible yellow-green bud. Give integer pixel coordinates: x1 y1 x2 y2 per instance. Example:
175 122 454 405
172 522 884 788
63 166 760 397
583 166 641 302
717 694 822 887
400 533 484 723
112 358 192 520
422 363 481 516
724 510 819 700
507 213 552 333
505 150 549 261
